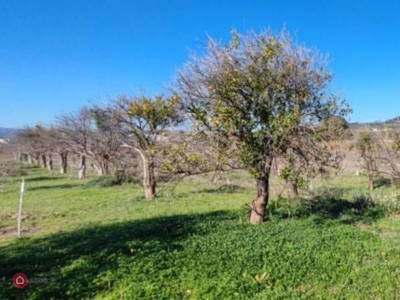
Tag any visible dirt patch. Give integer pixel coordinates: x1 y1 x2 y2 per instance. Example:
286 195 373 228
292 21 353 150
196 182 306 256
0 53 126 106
357 222 369 230
0 226 40 237
379 231 397 239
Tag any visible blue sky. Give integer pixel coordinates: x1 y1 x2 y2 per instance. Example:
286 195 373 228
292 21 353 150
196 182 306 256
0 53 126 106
0 0 399 128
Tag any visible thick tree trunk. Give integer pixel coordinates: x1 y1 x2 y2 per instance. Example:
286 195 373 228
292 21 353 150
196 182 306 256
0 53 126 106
20 153 27 162
120 144 156 199
78 155 86 179
144 161 156 199
101 157 109 175
47 153 53 171
91 157 109 176
366 163 374 190
290 181 300 198
368 174 374 190
249 175 270 224
27 154 33 164
34 153 40 166
60 152 68 174
41 153 47 169
249 158 273 224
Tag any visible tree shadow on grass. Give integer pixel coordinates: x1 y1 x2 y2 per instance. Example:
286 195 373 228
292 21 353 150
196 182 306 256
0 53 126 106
267 195 387 225
0 210 235 299
196 184 247 194
26 176 62 182
27 183 81 191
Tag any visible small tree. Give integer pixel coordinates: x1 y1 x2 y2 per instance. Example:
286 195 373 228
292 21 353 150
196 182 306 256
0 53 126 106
47 127 69 173
176 29 350 223
110 94 183 199
362 128 400 187
356 131 380 190
17 125 49 167
56 107 94 179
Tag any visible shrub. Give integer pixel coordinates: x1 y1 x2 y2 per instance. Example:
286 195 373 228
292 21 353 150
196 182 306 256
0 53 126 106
372 190 400 215
0 161 28 177
374 176 392 188
86 176 116 188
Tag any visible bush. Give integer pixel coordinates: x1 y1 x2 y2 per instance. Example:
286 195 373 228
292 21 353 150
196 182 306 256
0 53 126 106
372 190 400 215
86 176 116 188
374 176 392 188
263 193 387 224
112 169 139 185
0 161 28 177
312 186 345 200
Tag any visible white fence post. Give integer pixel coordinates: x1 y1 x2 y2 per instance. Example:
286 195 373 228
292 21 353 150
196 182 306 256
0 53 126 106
17 177 25 238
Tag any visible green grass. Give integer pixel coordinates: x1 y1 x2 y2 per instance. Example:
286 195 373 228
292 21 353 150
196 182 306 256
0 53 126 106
2 161 400 299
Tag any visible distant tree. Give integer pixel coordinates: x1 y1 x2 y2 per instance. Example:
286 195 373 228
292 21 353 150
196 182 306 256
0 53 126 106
47 126 69 174
360 128 400 187
108 94 183 199
356 131 380 190
56 108 90 179
176 29 350 223
56 106 122 179
319 115 351 141
17 125 49 167
87 107 121 176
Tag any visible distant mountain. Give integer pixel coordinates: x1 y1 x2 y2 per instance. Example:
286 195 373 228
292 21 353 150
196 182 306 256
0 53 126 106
0 127 20 139
350 116 400 129
383 116 400 124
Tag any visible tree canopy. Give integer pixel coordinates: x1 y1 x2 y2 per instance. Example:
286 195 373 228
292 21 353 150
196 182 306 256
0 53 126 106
176 29 351 223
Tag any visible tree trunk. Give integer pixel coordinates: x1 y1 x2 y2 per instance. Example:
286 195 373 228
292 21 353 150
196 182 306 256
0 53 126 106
249 175 270 224
144 161 156 199
120 144 156 199
366 162 374 190
368 174 374 190
60 152 68 174
101 157 109 175
27 154 33 164
290 181 300 198
34 153 40 166
20 153 26 162
249 158 273 224
47 153 53 171
41 153 47 168
78 155 86 179
93 162 104 176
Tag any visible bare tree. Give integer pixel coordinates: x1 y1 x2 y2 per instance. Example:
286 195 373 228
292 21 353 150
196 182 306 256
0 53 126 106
17 125 50 167
56 107 94 179
356 130 384 190
356 128 400 189
46 127 69 173
57 106 125 178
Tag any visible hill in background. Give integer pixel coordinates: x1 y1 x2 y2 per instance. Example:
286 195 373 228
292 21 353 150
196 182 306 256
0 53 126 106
0 127 20 139
1 115 399 138
350 115 400 130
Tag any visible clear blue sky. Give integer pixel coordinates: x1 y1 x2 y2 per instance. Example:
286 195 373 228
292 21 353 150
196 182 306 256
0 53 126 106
1 0 399 128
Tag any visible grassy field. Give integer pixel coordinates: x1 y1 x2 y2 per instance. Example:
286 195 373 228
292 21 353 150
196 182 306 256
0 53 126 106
2 161 400 299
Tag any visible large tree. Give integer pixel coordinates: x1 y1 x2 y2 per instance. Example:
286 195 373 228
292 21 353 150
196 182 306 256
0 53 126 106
176 29 350 223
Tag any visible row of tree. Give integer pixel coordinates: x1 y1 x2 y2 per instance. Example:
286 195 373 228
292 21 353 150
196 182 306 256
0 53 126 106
357 129 400 190
9 29 354 223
